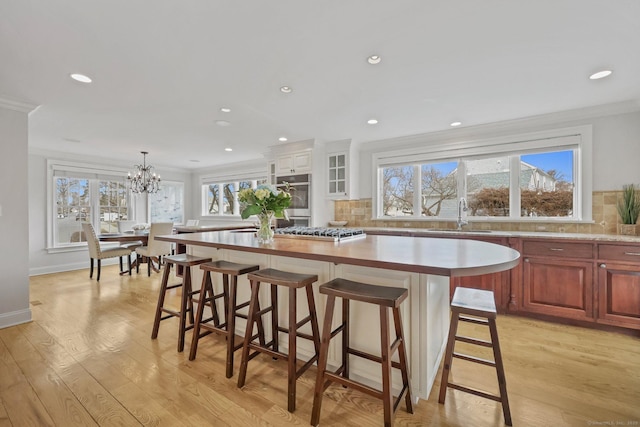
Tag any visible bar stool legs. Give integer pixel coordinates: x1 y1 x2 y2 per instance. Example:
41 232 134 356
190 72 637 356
189 260 260 378
438 287 512 426
237 268 320 413
311 278 413 427
151 254 212 352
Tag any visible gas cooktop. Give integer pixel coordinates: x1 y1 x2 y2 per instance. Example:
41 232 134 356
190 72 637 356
274 227 366 242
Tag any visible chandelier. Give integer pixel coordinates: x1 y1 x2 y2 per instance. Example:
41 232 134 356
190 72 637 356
127 151 161 194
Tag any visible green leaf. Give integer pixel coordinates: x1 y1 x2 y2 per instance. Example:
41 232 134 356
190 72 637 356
241 204 261 219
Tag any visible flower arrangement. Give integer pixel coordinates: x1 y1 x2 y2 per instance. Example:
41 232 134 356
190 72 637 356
238 184 291 219
238 184 291 243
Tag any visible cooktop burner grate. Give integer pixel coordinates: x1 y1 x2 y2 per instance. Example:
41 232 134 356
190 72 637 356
274 227 366 241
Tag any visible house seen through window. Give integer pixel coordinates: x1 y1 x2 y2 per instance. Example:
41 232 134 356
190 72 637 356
379 148 575 220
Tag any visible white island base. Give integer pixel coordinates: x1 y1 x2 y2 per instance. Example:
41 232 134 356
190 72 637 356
188 245 450 401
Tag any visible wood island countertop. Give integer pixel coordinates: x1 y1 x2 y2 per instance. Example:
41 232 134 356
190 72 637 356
156 230 521 277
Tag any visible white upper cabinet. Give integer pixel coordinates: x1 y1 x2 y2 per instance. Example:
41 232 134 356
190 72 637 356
268 161 276 185
276 151 312 175
328 151 348 198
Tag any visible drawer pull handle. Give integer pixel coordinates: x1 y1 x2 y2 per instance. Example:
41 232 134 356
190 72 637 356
549 248 564 251
623 252 640 256
600 263 606 268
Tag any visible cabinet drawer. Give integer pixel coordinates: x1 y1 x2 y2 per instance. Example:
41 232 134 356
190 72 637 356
522 240 593 259
598 244 640 263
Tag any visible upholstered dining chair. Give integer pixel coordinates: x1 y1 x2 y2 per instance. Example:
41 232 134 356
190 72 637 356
135 222 174 276
117 220 144 251
81 222 133 281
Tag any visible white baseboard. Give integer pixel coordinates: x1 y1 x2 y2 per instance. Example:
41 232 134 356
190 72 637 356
29 258 120 276
0 308 32 329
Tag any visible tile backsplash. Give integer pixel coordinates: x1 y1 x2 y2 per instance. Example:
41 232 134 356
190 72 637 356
334 191 626 235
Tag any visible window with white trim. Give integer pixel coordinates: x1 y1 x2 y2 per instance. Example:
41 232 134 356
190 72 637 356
202 176 267 216
48 160 133 248
375 128 590 221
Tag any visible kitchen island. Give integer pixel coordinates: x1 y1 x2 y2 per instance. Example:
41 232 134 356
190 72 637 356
156 231 520 400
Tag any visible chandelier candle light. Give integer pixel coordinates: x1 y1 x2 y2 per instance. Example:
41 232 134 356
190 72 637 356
238 184 291 244
127 151 161 194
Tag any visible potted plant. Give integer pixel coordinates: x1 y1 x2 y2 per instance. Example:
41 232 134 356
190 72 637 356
617 184 640 235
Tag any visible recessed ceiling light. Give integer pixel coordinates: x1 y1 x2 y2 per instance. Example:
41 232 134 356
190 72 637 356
70 73 92 83
589 70 612 80
224 148 233 152
367 55 381 65
220 107 231 113
215 120 231 127
280 86 292 93
450 121 462 127
367 119 378 125
278 137 288 142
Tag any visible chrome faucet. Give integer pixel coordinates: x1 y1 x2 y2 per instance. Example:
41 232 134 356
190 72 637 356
457 197 468 230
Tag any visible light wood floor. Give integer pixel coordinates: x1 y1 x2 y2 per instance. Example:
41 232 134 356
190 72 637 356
1 266 638 426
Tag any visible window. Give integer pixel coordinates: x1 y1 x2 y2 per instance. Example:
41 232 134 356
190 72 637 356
375 128 590 221
149 181 185 224
99 180 129 232
203 178 266 216
49 160 133 248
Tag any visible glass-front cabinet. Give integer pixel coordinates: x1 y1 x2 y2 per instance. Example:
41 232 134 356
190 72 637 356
328 152 347 198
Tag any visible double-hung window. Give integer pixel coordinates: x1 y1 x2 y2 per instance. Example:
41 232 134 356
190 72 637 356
202 174 267 216
375 127 592 221
48 160 133 249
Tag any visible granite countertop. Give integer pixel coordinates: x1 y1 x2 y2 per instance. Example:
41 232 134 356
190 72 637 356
362 226 640 243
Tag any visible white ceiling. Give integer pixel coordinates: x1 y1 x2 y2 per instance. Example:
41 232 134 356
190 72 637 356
1 1 639 169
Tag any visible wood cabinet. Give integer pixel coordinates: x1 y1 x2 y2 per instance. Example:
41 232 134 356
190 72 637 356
596 244 640 329
449 236 511 313
520 239 594 321
364 230 640 332
276 151 312 175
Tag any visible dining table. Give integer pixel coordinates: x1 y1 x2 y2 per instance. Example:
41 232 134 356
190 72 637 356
98 232 149 275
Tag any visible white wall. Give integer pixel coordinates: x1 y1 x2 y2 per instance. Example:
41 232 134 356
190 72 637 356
358 103 640 198
25 102 640 277
28 150 192 276
0 103 32 328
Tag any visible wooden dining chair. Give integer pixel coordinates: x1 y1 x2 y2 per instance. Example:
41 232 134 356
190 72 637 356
81 222 134 281
135 222 174 276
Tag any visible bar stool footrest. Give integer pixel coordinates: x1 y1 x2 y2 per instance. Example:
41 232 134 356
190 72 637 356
455 335 493 347
447 382 502 402
453 352 496 367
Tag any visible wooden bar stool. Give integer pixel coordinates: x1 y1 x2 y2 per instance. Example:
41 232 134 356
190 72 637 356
438 287 512 426
311 278 413 427
189 260 261 378
237 268 321 413
151 253 212 352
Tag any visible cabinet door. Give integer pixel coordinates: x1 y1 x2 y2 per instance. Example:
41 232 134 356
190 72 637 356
522 257 594 320
276 152 312 174
276 155 294 175
597 262 640 329
328 152 347 197
293 152 312 173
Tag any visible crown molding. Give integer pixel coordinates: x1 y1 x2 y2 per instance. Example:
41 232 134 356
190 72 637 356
0 96 39 114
